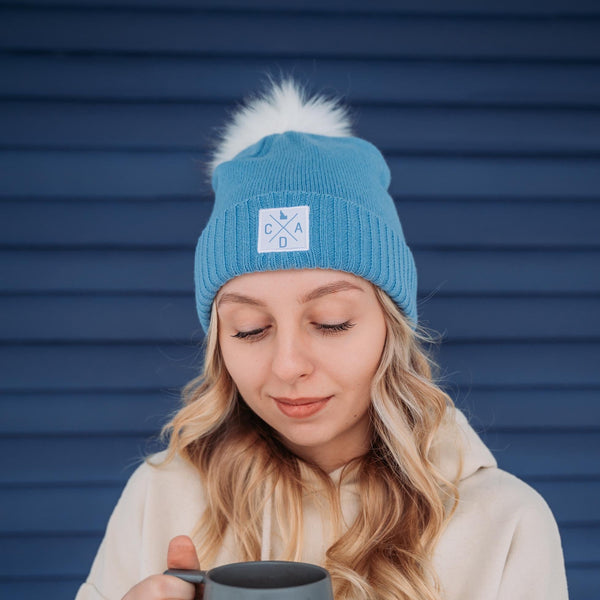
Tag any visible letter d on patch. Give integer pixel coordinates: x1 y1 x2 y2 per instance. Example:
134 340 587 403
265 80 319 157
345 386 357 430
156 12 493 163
257 206 310 253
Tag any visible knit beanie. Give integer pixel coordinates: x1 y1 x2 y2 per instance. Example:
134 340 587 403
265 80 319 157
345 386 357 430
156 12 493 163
194 77 417 332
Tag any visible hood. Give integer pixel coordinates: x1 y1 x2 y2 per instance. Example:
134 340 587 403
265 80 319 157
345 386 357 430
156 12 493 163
430 406 497 483
260 406 496 561
324 406 497 485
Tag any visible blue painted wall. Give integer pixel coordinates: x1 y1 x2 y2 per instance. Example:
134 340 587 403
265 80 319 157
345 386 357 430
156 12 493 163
1 1 599 598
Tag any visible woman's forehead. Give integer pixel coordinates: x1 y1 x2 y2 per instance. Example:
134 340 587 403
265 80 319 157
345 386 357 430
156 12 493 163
219 269 367 291
216 269 373 307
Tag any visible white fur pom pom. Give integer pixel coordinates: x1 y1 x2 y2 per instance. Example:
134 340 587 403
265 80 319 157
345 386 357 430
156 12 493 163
207 76 354 177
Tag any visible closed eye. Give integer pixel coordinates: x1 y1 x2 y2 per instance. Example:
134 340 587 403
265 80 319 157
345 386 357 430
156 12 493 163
231 321 355 341
315 321 355 335
232 326 269 340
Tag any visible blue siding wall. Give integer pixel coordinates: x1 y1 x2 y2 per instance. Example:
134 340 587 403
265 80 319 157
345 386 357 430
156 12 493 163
1 1 599 598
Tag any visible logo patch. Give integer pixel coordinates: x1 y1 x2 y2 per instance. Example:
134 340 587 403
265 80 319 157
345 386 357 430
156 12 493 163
257 206 310 253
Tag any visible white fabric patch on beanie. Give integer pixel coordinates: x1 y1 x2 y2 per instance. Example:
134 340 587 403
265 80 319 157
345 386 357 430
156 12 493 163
257 206 310 253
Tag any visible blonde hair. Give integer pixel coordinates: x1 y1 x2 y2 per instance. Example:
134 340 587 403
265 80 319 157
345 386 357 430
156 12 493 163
160 285 463 600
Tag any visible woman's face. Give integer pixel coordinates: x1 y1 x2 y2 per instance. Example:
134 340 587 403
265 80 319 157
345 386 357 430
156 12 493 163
216 268 387 473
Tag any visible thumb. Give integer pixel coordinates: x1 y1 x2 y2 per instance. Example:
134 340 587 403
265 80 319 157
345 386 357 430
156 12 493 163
167 535 201 571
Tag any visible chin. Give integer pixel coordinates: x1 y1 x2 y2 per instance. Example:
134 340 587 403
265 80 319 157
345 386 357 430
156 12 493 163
277 428 337 456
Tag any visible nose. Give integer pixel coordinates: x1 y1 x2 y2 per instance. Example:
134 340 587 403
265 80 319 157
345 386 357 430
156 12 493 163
271 327 314 384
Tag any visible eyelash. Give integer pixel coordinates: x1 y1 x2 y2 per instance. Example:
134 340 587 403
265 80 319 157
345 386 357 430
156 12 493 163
232 321 355 341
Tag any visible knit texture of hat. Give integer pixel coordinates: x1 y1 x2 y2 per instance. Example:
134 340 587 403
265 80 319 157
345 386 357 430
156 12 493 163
194 78 417 332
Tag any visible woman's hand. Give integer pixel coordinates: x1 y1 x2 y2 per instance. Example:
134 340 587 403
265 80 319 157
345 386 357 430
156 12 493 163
122 535 201 599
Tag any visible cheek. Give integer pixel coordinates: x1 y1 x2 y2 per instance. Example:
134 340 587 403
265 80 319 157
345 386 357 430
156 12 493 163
219 341 266 395
327 330 385 390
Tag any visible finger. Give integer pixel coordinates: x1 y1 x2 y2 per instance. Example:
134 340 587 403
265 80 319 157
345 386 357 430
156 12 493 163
167 535 201 571
122 573 196 600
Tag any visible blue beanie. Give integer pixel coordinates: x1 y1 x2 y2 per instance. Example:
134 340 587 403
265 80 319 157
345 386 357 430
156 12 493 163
194 78 417 332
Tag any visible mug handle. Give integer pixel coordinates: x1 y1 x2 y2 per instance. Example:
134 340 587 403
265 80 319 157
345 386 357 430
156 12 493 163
164 568 206 584
164 568 206 599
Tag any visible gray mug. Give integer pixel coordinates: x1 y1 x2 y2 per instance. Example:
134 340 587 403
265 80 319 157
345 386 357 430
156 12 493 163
164 560 333 599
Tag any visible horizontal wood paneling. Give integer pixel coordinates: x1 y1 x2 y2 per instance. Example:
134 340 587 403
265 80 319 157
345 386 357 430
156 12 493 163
415 249 600 293
562 527 600 563
0 485 124 533
0 524 596 578
3 56 600 106
0 567 597 600
1 199 211 246
436 341 600 387
2 248 598 294
4 151 600 198
3 198 599 248
3 103 600 155
455 389 600 430
2 390 598 434
2 1 598 597
360 107 600 155
2 7 600 59
0 536 103 577
0 392 178 434
1 151 203 198
0 101 224 150
522 481 600 524
479 431 600 478
0 343 203 390
1 250 196 292
0 296 202 343
418 297 600 340
0 437 153 484
1 430 598 484
10 0 600 16
554 568 598 598
0 581 83 600
1 341 598 389
1 480 597 535
1 295 599 342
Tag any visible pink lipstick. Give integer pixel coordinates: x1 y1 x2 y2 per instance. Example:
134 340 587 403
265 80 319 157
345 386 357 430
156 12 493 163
273 396 331 419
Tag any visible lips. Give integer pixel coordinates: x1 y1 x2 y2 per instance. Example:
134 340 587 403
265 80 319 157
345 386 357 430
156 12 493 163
272 396 331 418
274 397 330 405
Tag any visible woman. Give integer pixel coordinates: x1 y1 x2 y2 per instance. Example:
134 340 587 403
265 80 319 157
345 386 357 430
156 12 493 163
76 77 568 600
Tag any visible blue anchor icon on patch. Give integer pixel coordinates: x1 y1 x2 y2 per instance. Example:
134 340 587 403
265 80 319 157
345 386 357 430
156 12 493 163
257 205 310 253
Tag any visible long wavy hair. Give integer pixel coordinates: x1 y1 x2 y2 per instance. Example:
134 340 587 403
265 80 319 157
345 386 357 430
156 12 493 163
160 283 463 600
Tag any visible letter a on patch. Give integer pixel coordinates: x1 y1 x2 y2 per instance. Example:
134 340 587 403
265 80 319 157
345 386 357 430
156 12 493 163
257 206 310 253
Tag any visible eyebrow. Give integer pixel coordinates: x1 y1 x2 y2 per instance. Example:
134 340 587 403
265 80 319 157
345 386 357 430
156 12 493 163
216 280 365 308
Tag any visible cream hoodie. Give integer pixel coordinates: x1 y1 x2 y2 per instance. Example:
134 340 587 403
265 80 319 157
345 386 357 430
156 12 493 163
75 408 569 599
